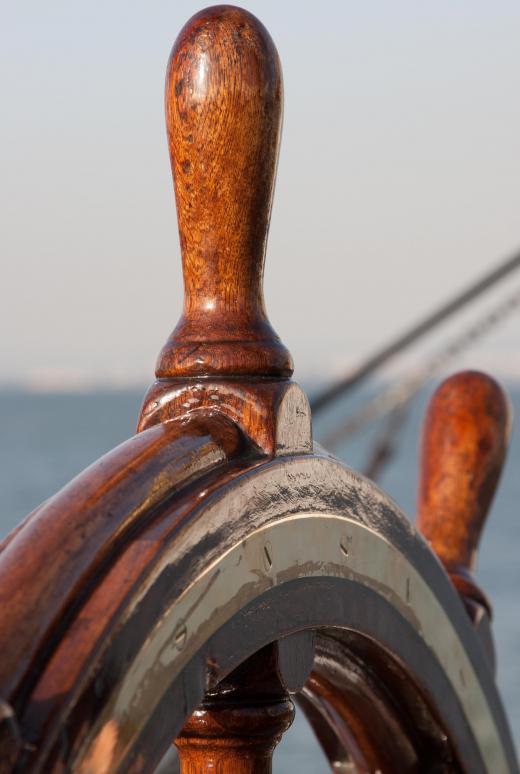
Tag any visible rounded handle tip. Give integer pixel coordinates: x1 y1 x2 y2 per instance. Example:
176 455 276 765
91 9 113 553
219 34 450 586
417 370 510 579
158 5 292 378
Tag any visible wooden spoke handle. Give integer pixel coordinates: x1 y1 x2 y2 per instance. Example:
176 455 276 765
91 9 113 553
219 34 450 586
157 5 293 379
417 370 510 611
175 644 295 774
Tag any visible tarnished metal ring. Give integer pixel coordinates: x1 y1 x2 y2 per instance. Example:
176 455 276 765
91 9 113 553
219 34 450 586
27 452 514 773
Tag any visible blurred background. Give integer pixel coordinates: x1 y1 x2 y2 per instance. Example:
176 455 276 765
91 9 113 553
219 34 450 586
1 1 519 768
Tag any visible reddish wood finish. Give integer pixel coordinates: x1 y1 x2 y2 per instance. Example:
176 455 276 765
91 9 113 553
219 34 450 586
0 5 516 772
138 378 311 456
138 6 302 452
175 646 294 774
417 370 510 613
300 633 456 774
157 5 292 379
176 703 292 774
0 414 246 706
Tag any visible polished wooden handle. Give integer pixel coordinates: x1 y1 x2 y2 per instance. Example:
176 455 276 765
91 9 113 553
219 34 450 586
417 370 510 609
175 645 295 774
157 5 292 379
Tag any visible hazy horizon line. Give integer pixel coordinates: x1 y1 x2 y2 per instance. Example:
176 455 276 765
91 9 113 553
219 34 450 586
2 371 520 395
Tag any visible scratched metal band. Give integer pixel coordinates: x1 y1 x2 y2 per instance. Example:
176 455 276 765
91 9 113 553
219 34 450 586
78 513 510 774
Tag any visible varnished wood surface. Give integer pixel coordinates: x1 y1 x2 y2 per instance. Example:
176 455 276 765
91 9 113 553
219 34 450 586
0 449 516 770
417 370 510 612
0 4 517 772
138 379 312 456
138 5 301 455
175 646 294 774
157 5 292 378
301 632 458 773
0 414 247 706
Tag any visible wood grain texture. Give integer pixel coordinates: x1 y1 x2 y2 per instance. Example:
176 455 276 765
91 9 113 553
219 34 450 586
0 414 247 707
138 379 312 456
2 452 515 771
175 646 294 774
1 4 517 771
417 370 510 613
158 5 292 378
300 633 457 773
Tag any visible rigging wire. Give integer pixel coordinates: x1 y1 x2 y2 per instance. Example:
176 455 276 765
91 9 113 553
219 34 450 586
362 402 411 481
321 285 520 452
311 248 520 415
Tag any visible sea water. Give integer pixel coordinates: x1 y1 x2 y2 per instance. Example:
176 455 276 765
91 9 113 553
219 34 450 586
0 385 518 769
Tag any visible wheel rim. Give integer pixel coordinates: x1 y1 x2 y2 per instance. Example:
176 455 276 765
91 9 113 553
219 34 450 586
18 452 516 773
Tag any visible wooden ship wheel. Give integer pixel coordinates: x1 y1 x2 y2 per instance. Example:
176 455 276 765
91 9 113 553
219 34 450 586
0 6 517 773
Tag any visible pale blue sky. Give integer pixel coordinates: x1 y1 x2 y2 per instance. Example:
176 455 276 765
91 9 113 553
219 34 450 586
2 1 520 387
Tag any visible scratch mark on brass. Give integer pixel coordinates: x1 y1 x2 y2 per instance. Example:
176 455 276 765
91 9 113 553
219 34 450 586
78 514 507 774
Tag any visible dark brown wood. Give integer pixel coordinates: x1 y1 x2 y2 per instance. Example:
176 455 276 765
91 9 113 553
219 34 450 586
174 646 294 774
1 452 516 772
157 5 292 379
0 702 21 771
138 379 311 456
138 6 302 454
0 413 247 707
0 6 517 774
417 370 510 614
301 633 458 774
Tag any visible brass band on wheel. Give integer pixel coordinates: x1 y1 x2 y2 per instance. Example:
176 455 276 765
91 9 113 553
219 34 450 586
80 513 508 774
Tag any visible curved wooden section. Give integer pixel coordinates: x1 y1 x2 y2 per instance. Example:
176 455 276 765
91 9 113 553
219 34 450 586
0 450 516 772
0 414 250 709
300 633 455 772
1 3 517 772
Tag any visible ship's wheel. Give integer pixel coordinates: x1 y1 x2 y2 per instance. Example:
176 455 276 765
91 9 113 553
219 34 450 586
0 7 517 774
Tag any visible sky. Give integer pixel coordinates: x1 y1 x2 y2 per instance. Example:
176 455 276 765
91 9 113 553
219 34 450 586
2 1 520 389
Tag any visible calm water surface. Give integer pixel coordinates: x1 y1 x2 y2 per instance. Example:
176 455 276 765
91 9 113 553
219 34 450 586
0 385 518 769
